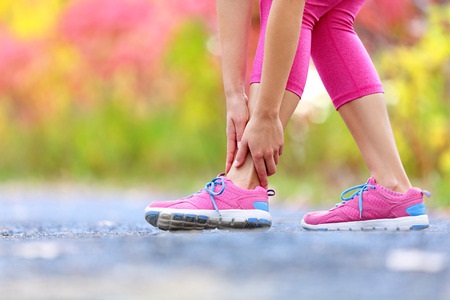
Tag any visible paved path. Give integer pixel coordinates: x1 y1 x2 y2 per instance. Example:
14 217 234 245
0 184 449 300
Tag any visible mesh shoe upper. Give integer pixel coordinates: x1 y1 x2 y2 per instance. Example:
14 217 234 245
147 176 270 211
303 178 428 226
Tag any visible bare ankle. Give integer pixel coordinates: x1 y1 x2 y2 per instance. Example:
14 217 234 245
226 155 262 190
372 176 411 193
228 176 260 190
226 168 261 190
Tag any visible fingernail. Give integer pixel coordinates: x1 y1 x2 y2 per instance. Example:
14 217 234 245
233 160 239 166
237 142 241 149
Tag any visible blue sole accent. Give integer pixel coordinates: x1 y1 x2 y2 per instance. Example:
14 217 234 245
172 213 184 221
410 224 429 230
244 218 272 229
197 215 208 224
259 219 272 226
245 218 258 228
185 214 196 222
303 227 328 231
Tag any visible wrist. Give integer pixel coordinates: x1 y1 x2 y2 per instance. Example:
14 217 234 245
252 108 279 120
224 88 246 99
225 91 248 106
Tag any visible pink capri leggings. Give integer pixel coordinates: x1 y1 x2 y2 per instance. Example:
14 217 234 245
250 0 384 110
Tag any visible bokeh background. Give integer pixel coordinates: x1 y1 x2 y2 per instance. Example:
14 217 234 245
0 0 449 208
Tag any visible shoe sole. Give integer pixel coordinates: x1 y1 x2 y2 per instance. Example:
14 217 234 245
301 215 429 231
145 208 272 231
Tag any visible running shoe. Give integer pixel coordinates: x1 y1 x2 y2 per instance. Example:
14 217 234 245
144 175 273 230
301 178 430 231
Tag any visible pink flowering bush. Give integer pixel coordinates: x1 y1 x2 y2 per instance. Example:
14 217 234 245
0 25 56 125
59 0 216 79
0 0 223 184
60 0 171 79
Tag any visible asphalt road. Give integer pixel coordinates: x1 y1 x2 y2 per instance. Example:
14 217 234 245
1 184 449 300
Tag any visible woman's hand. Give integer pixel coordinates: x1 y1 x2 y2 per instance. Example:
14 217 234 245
234 112 284 188
225 93 249 174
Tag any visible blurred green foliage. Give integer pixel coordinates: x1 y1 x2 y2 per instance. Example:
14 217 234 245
0 1 448 208
0 20 226 190
379 6 450 207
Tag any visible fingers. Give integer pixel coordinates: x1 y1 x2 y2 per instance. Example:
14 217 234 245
273 149 280 166
225 121 236 173
253 153 268 189
229 114 284 189
267 151 278 176
235 120 246 145
226 118 246 173
225 140 236 173
252 150 280 189
233 140 248 168
234 146 282 189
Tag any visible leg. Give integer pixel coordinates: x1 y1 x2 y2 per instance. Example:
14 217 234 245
311 0 410 192
301 1 429 231
226 84 300 190
338 94 411 192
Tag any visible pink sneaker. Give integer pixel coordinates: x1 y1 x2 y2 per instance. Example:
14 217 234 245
144 175 273 230
301 178 430 231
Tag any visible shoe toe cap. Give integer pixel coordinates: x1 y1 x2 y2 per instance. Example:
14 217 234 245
302 211 326 225
303 210 347 225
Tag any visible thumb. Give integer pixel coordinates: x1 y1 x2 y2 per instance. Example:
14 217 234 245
233 140 248 168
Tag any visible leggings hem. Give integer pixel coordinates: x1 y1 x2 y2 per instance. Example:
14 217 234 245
333 85 384 110
250 80 383 111
250 79 304 99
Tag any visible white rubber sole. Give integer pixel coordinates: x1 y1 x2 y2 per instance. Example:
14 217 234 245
145 207 272 231
301 215 430 231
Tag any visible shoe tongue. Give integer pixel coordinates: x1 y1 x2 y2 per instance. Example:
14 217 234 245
367 177 377 185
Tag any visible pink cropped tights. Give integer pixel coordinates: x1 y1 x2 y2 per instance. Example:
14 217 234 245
251 0 384 109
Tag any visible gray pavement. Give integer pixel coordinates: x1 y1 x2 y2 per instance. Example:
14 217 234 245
0 184 449 300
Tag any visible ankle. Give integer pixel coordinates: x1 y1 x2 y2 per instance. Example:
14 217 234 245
226 158 262 190
372 175 412 193
226 167 261 190
226 174 260 190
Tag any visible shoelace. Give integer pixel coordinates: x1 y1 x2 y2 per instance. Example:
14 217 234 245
339 183 376 219
204 177 226 217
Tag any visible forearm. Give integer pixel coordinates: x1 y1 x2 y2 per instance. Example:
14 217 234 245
253 0 305 118
217 0 254 97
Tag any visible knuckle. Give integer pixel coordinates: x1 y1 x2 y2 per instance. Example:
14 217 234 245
253 152 264 159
